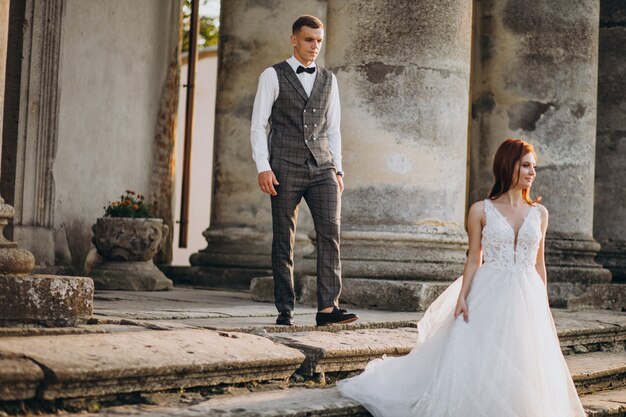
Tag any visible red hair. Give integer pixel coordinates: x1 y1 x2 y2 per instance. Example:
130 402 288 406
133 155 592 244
489 138 541 205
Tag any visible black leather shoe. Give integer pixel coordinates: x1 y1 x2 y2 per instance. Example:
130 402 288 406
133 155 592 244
316 307 358 326
276 312 294 326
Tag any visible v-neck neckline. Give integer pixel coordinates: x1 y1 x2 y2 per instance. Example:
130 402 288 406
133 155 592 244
487 200 534 252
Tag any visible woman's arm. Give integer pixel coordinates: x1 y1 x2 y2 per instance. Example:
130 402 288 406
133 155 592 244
535 204 549 285
454 201 484 322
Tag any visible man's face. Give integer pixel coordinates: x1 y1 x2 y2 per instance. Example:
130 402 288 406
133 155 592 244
290 26 324 64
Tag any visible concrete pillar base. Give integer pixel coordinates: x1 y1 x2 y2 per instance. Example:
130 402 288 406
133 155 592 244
165 265 272 290
251 275 451 312
301 276 451 312
301 228 468 281
548 282 626 311
190 226 312 273
91 261 173 291
251 275 625 312
250 275 303 305
0 274 93 326
546 236 612 283
596 240 626 282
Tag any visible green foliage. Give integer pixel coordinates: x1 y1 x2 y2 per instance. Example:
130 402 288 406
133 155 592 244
182 0 219 52
104 191 155 218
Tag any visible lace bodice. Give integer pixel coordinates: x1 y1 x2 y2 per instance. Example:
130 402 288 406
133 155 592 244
481 199 542 272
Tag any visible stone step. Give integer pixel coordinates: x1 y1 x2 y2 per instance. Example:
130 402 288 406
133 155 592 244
569 351 626 395
82 386 626 417
269 328 418 375
553 309 626 354
0 329 304 401
251 276 451 312
269 326 626 380
251 276 626 312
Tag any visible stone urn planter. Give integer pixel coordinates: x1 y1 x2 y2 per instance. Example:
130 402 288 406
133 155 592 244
90 217 173 291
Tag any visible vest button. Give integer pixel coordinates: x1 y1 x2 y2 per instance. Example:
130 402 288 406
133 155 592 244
303 109 307 113
314 124 317 127
312 109 316 112
304 124 308 128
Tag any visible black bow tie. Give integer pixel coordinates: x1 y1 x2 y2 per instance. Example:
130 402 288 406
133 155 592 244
296 65 316 74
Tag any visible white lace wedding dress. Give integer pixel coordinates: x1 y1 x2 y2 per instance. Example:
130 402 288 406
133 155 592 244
338 200 586 417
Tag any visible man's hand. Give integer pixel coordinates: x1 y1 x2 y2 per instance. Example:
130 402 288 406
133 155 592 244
258 170 279 196
337 174 344 194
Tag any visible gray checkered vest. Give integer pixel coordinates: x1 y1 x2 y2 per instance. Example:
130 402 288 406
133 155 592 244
269 61 334 166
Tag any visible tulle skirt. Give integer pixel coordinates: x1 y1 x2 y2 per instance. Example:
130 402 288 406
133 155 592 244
337 264 586 417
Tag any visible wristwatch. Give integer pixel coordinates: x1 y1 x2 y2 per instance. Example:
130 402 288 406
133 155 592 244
337 171 344 177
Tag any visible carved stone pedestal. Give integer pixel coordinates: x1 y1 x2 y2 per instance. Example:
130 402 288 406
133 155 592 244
91 217 172 291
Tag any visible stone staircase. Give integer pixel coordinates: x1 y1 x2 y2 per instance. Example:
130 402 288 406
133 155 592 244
0 308 624 416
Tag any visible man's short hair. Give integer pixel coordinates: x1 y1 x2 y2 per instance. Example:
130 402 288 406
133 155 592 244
292 15 324 34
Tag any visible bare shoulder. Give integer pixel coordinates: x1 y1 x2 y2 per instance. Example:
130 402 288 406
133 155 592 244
469 200 485 216
468 200 485 222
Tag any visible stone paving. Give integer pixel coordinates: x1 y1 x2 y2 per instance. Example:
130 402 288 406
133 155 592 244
91 287 419 331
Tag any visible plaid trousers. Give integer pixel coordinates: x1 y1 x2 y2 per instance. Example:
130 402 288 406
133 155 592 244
271 156 341 313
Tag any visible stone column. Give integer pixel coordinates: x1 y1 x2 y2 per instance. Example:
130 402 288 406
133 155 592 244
469 0 610 284
594 1 626 282
10 0 65 266
189 1 326 287
316 1 472 285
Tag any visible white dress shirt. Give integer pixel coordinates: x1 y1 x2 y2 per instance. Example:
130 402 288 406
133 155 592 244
250 56 343 174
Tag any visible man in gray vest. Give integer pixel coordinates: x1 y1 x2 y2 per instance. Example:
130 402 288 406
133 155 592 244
250 15 358 326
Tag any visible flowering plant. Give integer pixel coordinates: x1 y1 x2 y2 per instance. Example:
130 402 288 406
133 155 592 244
103 190 155 218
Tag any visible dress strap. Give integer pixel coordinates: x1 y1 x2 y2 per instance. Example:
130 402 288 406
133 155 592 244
530 203 541 221
483 199 493 219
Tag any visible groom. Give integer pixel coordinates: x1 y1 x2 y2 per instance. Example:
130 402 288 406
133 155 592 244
250 15 358 326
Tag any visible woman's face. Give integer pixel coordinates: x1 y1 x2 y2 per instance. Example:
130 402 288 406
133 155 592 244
512 152 536 189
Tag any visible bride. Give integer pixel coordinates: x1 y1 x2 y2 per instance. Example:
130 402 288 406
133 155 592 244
338 139 586 417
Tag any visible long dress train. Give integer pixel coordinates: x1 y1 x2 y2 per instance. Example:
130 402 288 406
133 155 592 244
337 200 585 417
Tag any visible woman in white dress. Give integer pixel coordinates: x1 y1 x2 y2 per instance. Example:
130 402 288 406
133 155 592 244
338 138 586 417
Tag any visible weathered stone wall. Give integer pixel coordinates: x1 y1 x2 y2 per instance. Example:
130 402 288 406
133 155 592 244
594 0 626 281
52 0 180 272
470 0 609 283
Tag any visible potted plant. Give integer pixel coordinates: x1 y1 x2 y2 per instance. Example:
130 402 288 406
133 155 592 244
90 191 172 291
